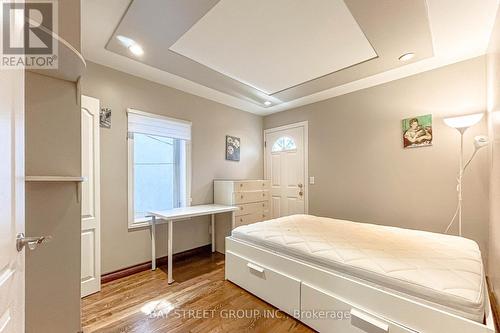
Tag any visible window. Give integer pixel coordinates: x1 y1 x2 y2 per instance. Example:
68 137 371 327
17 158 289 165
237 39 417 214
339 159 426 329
128 109 191 227
271 136 297 152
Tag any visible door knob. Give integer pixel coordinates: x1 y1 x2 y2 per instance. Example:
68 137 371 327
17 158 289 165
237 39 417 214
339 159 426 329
16 233 52 252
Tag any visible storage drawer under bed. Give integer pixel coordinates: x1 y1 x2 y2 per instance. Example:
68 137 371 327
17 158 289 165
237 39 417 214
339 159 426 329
225 251 300 316
301 282 418 333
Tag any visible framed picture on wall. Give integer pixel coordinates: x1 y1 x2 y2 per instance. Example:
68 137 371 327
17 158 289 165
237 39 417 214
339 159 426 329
402 114 433 148
226 135 240 161
100 108 112 128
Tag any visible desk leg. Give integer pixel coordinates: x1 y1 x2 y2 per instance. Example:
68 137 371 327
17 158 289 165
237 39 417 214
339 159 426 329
231 211 235 229
151 216 156 271
167 220 174 284
211 214 215 253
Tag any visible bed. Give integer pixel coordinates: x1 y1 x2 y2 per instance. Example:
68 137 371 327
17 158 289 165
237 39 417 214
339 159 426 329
225 214 495 333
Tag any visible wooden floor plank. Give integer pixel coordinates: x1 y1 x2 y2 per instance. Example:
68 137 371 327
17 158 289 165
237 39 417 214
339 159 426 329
81 252 314 333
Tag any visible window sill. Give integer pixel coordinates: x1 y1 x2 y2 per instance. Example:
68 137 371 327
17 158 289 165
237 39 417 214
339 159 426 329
128 218 152 230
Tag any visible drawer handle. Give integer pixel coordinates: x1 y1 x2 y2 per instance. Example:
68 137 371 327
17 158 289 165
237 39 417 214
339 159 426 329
240 218 243 222
350 308 389 333
240 183 243 187
241 195 244 199
247 263 265 273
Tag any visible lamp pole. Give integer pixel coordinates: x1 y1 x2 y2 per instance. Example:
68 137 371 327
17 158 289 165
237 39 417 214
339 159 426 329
458 129 465 237
443 112 487 237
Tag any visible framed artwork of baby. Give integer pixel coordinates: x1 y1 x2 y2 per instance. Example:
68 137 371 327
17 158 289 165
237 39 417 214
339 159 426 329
402 114 433 148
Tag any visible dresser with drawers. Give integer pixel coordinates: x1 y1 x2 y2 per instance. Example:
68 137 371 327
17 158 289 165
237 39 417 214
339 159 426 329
214 180 271 228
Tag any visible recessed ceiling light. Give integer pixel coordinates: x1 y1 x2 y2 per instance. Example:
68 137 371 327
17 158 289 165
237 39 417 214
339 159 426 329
128 44 144 56
116 35 144 56
264 101 272 106
398 52 415 62
116 35 133 46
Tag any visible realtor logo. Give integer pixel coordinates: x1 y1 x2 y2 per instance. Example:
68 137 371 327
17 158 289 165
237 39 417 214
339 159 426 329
1 0 58 69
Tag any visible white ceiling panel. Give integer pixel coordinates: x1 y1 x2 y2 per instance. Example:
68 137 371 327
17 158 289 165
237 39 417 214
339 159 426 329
170 0 377 95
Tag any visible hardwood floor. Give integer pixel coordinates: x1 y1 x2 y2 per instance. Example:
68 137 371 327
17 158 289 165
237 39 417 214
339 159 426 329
82 251 314 333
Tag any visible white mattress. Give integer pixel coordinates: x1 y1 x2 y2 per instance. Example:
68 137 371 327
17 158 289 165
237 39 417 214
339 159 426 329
231 214 485 322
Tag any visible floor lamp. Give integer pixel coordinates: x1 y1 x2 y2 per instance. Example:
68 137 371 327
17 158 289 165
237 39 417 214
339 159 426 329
443 113 488 236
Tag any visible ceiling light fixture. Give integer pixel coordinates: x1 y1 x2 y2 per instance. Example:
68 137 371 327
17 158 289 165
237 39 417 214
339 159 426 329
116 35 144 56
398 52 415 62
264 101 272 107
128 44 144 56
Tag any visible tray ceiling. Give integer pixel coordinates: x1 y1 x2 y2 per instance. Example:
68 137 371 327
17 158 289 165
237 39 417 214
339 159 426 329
83 0 499 114
169 0 377 95
105 0 433 108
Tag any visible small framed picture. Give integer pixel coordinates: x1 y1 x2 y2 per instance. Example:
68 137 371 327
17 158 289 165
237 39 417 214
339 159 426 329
100 108 112 128
402 114 433 148
226 135 240 161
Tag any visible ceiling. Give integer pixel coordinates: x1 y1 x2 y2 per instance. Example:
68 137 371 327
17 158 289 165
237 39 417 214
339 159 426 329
169 0 378 95
82 0 499 115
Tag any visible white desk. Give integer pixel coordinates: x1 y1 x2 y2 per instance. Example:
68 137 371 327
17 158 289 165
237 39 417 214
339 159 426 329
148 204 238 284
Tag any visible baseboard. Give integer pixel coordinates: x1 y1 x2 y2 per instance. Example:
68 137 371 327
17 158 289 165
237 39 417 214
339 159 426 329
487 277 500 332
101 244 212 284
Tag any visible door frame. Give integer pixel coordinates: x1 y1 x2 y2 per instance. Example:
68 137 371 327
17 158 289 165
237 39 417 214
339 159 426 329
264 121 309 214
80 95 101 297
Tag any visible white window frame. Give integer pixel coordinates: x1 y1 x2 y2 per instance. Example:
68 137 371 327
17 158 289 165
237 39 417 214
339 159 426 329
127 109 192 229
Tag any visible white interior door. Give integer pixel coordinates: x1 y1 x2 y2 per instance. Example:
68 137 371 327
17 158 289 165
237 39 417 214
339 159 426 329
0 69 25 331
81 95 101 297
265 122 308 218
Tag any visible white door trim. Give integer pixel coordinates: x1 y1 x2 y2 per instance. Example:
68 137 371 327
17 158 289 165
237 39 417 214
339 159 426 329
81 95 101 297
264 121 309 214
0 56 25 333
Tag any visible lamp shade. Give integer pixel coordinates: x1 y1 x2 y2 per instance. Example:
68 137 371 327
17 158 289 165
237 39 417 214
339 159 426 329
474 135 489 149
443 113 484 130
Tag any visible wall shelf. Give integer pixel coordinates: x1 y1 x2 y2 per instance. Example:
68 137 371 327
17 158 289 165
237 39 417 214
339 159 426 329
25 176 85 182
25 176 86 202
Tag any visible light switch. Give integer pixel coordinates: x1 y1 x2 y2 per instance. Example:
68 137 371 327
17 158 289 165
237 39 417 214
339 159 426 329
309 176 315 185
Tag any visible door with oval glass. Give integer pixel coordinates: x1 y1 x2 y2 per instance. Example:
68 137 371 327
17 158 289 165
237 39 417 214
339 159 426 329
264 122 307 218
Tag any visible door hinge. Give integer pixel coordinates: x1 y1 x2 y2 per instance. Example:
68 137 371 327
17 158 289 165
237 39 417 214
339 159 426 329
264 141 267 148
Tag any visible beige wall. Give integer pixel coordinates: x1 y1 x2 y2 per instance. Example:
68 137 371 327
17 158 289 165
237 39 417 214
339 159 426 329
487 8 500 299
81 61 263 274
25 1 82 332
25 72 81 332
264 56 490 254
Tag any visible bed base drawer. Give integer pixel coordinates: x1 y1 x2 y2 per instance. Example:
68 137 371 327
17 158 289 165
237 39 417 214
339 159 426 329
301 282 417 333
225 251 300 316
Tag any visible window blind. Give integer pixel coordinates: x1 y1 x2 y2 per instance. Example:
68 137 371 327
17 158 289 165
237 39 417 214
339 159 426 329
127 109 191 141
